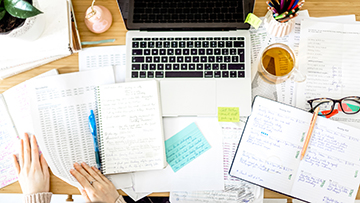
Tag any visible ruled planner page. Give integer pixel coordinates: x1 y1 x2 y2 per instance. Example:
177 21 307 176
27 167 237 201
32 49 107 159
296 20 360 129
230 97 360 203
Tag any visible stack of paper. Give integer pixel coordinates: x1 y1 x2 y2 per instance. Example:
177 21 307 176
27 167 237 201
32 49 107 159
0 0 81 80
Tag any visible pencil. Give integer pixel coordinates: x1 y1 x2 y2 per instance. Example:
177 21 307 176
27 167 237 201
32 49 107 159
300 107 320 160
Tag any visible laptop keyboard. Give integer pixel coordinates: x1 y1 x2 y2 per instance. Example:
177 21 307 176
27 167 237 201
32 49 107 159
131 37 246 79
133 0 244 23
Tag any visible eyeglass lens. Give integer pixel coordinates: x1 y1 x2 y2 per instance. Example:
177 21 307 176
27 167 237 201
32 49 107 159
339 98 360 114
312 98 360 115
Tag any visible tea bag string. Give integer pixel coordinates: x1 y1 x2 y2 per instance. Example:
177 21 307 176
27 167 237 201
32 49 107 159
86 0 97 19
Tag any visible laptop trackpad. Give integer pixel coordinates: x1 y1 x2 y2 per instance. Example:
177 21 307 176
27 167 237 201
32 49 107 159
160 80 217 116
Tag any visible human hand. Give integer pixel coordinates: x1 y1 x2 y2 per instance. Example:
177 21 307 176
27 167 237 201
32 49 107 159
70 162 120 203
13 133 50 195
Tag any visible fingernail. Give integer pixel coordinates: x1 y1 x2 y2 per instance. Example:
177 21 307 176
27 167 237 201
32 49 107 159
81 162 86 166
74 162 79 166
70 169 74 173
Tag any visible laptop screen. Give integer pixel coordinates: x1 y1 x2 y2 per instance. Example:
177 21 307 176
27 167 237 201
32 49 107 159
117 0 255 31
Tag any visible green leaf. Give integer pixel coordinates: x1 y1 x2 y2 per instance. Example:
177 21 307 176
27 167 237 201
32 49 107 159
0 7 5 21
4 0 42 19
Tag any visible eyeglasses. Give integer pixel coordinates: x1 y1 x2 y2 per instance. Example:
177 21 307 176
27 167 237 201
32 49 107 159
307 96 360 116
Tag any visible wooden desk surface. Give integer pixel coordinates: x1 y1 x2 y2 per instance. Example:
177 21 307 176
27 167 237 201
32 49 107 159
1 0 360 200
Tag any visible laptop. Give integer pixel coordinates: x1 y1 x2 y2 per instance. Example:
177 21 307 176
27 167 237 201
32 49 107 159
117 0 255 117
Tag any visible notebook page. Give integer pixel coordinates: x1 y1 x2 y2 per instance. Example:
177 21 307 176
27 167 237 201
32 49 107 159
291 116 360 202
230 97 312 195
296 20 360 129
97 80 165 174
29 67 115 187
0 95 19 188
3 69 59 137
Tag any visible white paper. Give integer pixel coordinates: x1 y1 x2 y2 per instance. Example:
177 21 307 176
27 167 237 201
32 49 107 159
0 95 19 189
97 81 165 174
132 117 224 192
170 121 263 203
29 67 131 188
230 97 360 203
79 45 127 83
3 69 59 137
296 19 360 129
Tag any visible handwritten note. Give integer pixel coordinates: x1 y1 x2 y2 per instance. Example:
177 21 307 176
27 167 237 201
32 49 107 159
230 96 360 203
0 95 18 188
97 80 165 174
165 122 211 172
218 107 239 122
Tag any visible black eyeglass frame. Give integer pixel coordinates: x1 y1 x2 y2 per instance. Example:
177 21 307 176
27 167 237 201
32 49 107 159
307 96 360 116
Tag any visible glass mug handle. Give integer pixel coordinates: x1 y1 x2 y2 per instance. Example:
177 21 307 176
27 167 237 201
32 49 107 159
289 67 306 83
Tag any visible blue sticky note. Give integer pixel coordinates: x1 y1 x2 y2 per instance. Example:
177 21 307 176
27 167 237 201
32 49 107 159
165 122 211 172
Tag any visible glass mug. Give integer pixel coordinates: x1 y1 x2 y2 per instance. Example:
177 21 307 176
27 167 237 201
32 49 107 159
258 43 305 84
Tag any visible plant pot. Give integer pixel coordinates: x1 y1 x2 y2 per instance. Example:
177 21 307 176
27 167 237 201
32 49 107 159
3 0 45 41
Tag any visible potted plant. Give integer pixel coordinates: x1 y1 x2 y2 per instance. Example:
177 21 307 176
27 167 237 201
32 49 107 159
0 0 44 40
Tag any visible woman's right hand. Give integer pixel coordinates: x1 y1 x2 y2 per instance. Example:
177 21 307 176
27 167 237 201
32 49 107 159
70 162 120 203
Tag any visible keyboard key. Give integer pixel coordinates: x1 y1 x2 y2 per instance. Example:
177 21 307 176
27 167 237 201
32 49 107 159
238 49 245 62
202 41 209 47
177 56 184 63
156 42 162 48
167 49 174 55
216 56 223 62
238 71 245 78
132 64 140 70
185 56 191 62
160 49 166 55
232 56 239 62
181 64 187 70
148 42 155 48
210 41 217 47
144 49 151 55
228 64 244 70
147 71 154 78
154 56 160 62
162 56 168 63
165 71 203 78
205 64 211 70
179 41 186 48
169 56 176 62
212 64 219 70
222 71 229 77
224 56 231 62
197 64 203 70
142 64 148 70
214 71 221 78
132 57 144 63
195 41 201 47
150 64 156 70
171 41 178 48
220 64 227 70
193 56 199 62
201 56 207 62
146 57 152 62
175 49 182 55
191 49 197 55
199 49 205 55
189 64 195 70
183 49 189 55
165 64 172 70
222 49 229 55
209 56 215 62
187 41 194 48
156 71 164 78
131 71 139 78
132 49 142 55
140 71 146 78
234 41 244 47
152 49 159 55
205 71 213 78
133 38 143 41
140 42 147 48
230 49 236 55
173 64 180 70
230 71 237 78
132 42 139 48
218 41 224 47
226 41 232 47
158 64 164 70
164 42 170 48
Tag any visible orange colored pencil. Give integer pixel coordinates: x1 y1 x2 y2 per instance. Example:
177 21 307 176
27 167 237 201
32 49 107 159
300 107 320 160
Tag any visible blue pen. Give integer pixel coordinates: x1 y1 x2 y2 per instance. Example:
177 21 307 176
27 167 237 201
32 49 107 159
89 110 101 170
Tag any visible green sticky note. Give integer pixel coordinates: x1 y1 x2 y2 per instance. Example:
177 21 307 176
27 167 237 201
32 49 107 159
218 107 239 122
245 13 262 29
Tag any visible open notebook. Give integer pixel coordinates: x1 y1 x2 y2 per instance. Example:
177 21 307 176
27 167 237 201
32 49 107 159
0 0 81 79
229 96 360 203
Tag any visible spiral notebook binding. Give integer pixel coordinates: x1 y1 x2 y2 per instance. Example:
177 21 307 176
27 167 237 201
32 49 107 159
95 86 106 174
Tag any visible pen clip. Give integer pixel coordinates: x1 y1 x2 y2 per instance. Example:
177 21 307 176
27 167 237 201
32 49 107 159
89 110 96 135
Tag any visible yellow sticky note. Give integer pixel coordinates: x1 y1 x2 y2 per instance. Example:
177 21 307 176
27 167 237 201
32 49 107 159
218 107 240 122
245 13 262 30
